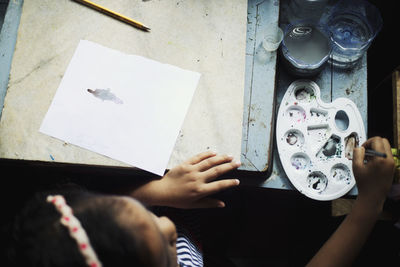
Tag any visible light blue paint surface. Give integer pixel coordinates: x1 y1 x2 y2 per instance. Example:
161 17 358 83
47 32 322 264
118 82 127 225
240 0 280 172
0 0 23 120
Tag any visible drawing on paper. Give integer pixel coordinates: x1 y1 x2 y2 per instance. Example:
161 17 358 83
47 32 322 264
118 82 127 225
87 88 123 104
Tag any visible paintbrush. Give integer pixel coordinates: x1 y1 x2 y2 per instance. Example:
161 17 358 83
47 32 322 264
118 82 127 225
364 149 387 158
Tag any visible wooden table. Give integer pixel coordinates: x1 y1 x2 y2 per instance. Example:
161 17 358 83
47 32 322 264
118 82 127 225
0 0 367 197
0 0 246 172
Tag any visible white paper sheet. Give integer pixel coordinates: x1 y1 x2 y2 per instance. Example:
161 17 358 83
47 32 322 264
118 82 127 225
40 40 201 176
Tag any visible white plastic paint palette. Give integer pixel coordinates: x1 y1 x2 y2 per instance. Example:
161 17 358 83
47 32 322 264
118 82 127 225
276 80 366 200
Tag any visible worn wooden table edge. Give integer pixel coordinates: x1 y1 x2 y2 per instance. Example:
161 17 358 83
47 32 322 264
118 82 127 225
0 0 23 119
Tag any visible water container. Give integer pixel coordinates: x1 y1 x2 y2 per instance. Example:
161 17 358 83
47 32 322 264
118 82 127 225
326 0 383 69
281 22 332 77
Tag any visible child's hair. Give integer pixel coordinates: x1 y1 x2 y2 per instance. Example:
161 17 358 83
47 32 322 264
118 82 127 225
5 184 155 267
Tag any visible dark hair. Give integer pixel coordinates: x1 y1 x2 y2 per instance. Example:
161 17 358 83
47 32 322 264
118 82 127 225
6 185 155 267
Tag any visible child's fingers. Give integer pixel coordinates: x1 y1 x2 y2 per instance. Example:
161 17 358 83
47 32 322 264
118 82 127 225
362 137 390 165
200 161 241 180
362 136 384 151
381 138 396 171
361 136 377 149
196 154 234 171
200 179 240 196
192 198 226 209
352 146 365 172
382 138 393 158
185 151 217 165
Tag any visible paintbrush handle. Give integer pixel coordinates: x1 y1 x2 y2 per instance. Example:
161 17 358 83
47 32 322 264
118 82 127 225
364 149 387 158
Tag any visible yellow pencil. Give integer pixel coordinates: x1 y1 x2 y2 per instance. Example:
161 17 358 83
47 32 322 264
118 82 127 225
72 0 150 32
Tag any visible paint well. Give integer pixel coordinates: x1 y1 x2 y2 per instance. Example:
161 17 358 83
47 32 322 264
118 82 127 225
335 110 349 131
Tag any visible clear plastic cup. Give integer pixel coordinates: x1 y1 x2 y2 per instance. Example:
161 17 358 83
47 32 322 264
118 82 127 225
281 21 331 76
327 0 383 69
257 23 283 63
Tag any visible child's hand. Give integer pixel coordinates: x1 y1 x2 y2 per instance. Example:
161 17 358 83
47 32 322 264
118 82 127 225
352 137 395 211
308 137 395 267
130 151 241 209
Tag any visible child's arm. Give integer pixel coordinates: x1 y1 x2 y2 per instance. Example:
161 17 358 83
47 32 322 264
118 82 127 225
307 137 395 267
129 151 241 209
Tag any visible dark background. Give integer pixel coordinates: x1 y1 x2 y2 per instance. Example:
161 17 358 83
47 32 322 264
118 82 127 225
367 0 399 143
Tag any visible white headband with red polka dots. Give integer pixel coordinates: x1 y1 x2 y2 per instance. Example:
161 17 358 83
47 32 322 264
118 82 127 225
47 195 102 267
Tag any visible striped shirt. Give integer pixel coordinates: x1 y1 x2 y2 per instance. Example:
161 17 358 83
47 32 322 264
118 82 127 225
151 207 204 267
177 228 203 267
